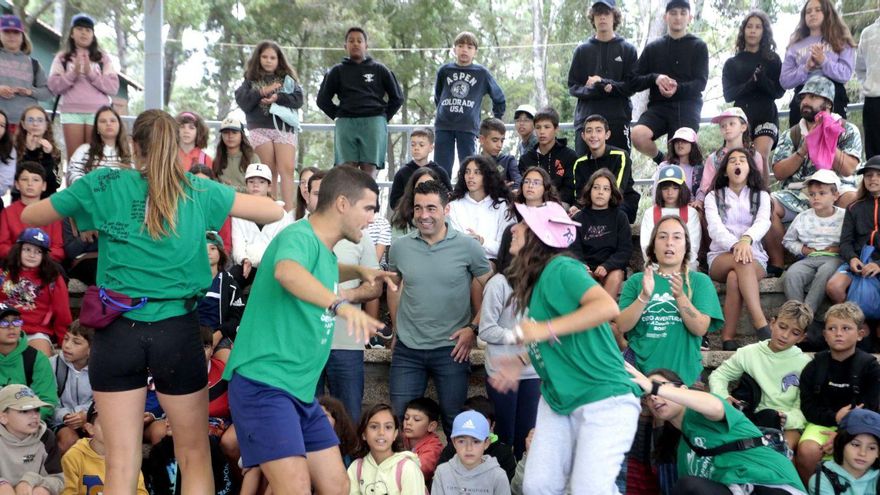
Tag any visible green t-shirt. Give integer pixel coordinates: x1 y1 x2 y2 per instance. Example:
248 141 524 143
677 397 805 491
525 256 641 415
222 219 338 403
620 271 723 386
50 169 235 321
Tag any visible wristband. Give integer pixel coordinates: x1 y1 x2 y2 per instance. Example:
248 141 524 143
517 354 529 366
650 380 663 397
328 298 350 316
637 292 650 304
466 323 479 335
546 321 561 346
740 236 753 245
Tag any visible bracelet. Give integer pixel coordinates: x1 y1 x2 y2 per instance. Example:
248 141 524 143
517 354 529 366
740 236 753 245
546 321 561 346
328 298 350 316
637 292 650 304
650 380 663 397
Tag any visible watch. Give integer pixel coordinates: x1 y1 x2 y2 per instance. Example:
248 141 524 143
466 323 479 335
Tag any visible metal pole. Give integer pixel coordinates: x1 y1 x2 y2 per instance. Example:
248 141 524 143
143 0 164 109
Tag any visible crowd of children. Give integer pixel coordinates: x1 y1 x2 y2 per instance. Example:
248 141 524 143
0 0 878 493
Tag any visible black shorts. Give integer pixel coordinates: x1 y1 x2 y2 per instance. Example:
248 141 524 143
89 311 207 395
636 101 702 140
751 120 779 147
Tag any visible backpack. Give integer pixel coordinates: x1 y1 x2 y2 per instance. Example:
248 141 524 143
53 356 69 398
653 205 688 224
22 345 37 386
814 461 880 495
811 350 876 405
354 456 427 494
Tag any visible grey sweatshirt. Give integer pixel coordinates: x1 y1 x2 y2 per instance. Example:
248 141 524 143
48 354 92 428
0 421 64 494
0 48 53 122
431 455 511 495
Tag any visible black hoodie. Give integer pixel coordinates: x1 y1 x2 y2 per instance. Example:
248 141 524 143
316 56 403 120
388 160 453 210
630 33 709 105
567 36 638 127
517 138 579 195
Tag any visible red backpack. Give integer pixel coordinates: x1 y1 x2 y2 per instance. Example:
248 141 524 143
653 205 688 223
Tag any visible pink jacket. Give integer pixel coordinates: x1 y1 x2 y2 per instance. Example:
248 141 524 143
47 50 118 114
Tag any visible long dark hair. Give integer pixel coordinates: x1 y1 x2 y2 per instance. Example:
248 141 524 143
391 168 447 231
244 40 299 82
654 181 691 208
735 10 777 60
59 25 103 66
84 106 132 174
514 166 561 205
213 128 256 178
579 169 623 209
667 138 704 166
645 368 686 463
4 242 62 287
645 216 694 296
451 155 512 210
205 231 229 271
353 403 404 459
319 396 359 459
789 0 856 52
0 109 12 162
711 148 766 193
507 225 568 311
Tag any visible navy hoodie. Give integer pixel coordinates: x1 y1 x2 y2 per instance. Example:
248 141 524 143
434 62 506 134
517 138 579 194
567 36 638 127
316 56 403 120
630 33 709 105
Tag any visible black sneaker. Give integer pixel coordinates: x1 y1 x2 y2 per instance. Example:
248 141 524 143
722 340 740 351
375 325 393 341
366 336 385 349
755 325 771 341
766 265 784 278
701 336 710 351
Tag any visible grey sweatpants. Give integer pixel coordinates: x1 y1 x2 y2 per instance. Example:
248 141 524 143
523 394 640 495
782 256 842 314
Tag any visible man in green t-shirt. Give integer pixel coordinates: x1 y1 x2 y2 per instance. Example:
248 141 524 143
223 166 394 493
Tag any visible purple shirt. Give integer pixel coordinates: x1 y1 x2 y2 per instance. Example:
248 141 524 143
705 186 772 268
780 35 855 88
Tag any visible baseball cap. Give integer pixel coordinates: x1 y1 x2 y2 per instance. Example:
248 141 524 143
840 409 880 440
70 13 95 30
804 169 841 188
666 0 691 11
0 384 50 411
514 202 580 249
514 104 537 120
0 15 23 33
858 155 880 175
799 75 836 103
17 227 50 250
0 302 20 320
592 0 616 8
206 231 224 251
245 163 273 182
219 117 244 132
657 165 686 185
670 127 698 143
711 107 748 124
451 410 490 441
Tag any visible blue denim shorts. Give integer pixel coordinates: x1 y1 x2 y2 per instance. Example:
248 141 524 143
229 373 338 467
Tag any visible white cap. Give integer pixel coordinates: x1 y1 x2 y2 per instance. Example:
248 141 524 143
805 169 841 188
245 163 273 182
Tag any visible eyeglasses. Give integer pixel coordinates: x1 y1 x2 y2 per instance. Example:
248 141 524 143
25 117 46 125
0 319 23 328
522 179 543 187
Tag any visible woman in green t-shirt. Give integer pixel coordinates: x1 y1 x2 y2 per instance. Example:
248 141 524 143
21 109 284 495
617 215 724 387
490 201 641 494
628 364 806 494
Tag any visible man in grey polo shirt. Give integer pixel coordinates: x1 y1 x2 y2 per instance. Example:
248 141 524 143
308 173 382 422
388 180 493 434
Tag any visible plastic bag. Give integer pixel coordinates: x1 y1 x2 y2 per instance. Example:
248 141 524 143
847 245 880 319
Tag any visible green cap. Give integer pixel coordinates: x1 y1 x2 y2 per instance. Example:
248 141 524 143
799 76 835 103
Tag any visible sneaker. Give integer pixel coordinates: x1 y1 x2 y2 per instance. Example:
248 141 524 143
766 265 784 278
755 325 771 341
375 325 393 341
366 337 385 349
68 278 88 294
701 336 711 351
722 340 740 352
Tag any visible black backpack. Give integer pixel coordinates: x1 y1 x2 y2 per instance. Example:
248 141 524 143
21 345 37 386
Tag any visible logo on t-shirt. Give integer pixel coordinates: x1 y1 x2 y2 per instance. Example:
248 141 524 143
363 73 375 83
781 373 800 392
641 293 683 339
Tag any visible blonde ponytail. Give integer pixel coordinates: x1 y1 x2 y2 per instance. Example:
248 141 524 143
130 109 189 239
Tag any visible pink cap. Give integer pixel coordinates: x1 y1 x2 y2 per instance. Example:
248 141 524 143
670 127 697 143
514 202 581 248
711 107 748 124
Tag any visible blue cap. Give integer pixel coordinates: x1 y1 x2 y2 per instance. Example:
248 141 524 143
841 409 880 439
17 227 50 250
592 0 616 8
451 410 490 441
71 13 95 30
0 15 23 33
